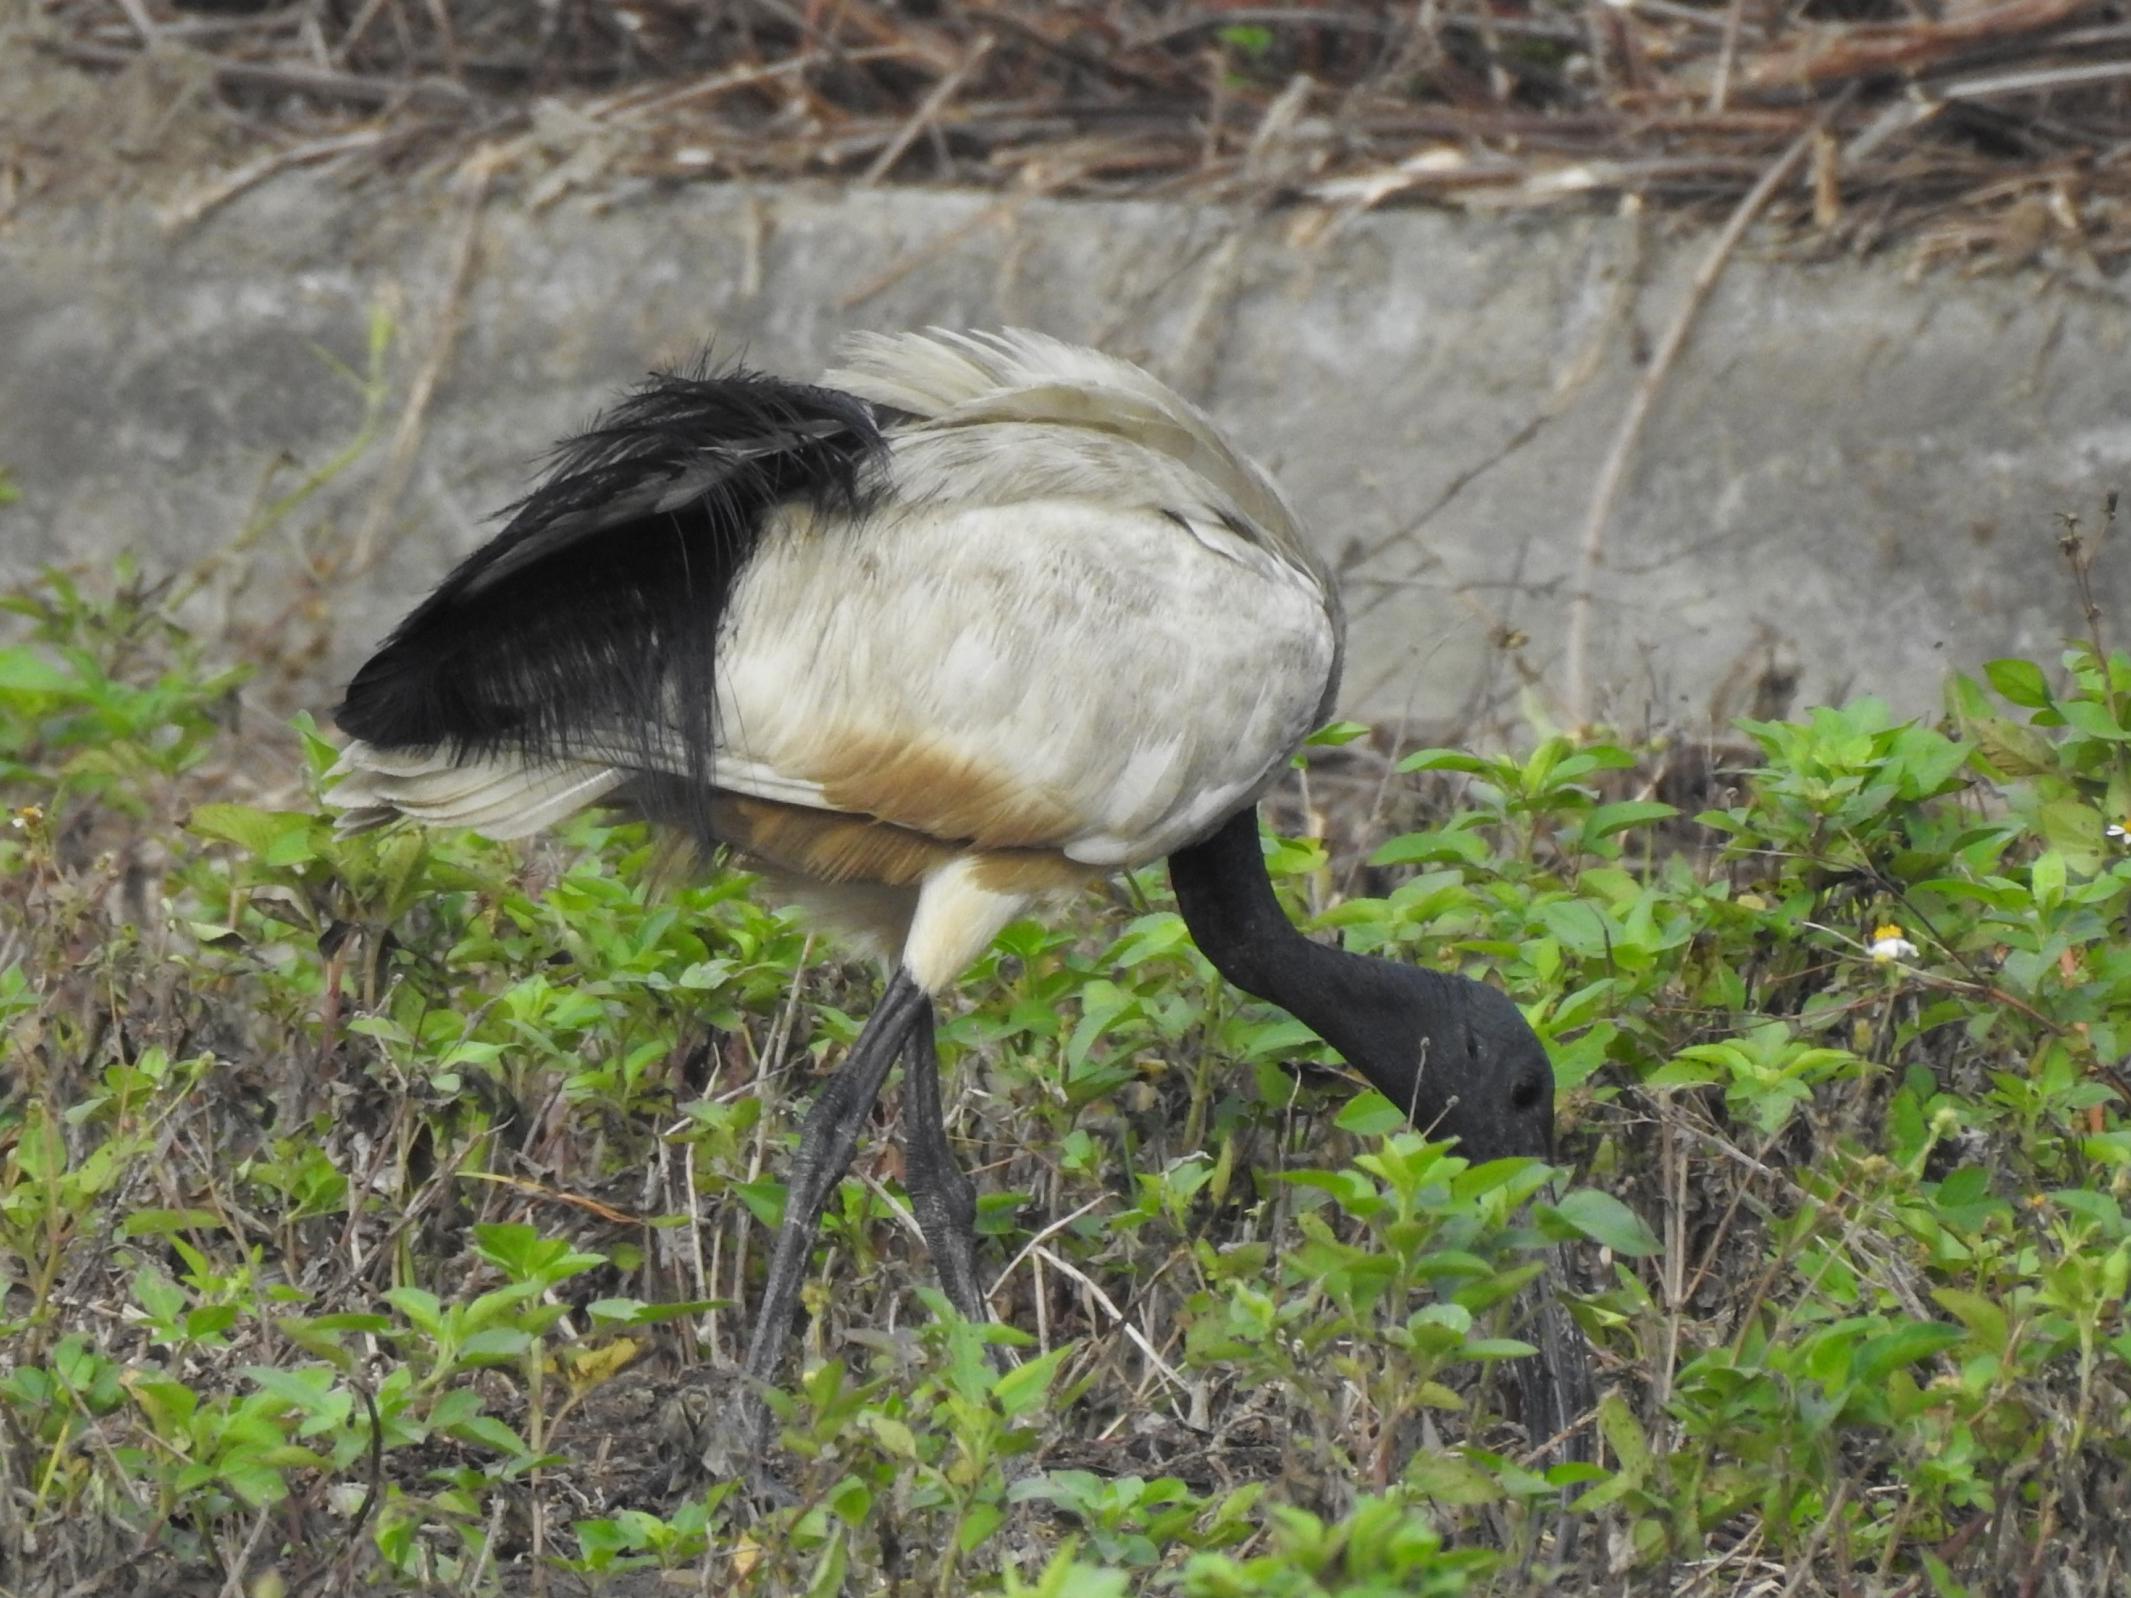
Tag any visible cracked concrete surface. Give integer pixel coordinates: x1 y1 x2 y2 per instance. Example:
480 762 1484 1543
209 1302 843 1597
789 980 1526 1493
6 178 2129 735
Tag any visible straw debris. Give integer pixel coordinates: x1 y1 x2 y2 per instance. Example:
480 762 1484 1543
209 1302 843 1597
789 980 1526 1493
15 0 2131 269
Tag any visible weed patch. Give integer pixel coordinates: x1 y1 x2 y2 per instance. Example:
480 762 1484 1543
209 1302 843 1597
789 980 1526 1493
5 534 2131 1592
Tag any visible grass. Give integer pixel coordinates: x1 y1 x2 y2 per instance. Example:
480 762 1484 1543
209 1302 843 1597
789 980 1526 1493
3 506 2131 1595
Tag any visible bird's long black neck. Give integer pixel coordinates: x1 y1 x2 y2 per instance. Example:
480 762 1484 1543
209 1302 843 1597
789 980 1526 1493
1167 806 1454 1122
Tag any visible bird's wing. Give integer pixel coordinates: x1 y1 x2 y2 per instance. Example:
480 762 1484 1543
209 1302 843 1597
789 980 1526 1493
826 328 1329 598
332 334 1340 872
709 491 1339 868
334 362 884 818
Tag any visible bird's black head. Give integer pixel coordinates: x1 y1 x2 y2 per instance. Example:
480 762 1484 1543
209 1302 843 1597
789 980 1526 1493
1439 977 1555 1162
1356 967 1555 1164
1164 806 1555 1164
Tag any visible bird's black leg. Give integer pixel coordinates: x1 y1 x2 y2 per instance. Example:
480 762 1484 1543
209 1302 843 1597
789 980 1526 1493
739 968 931 1448
898 1002 990 1328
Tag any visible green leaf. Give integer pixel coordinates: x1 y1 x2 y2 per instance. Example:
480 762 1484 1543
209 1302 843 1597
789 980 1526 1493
1335 1092 1405 1137
1984 657 2053 709
2038 798 2105 872
1306 720 1372 747
1462 1337 1538 1360
829 1476 873 1526
0 648 74 693
2060 697 2131 740
957 1501 1004 1553
128 1376 199 1431
733 1179 786 1231
121 1208 229 1239
993 1345 1073 1419
288 1312 392 1335
383 1288 444 1336
1909 875 2032 911
1405 1450 1507 1504
1852 1321 1964 1384
1369 830 1488 868
1534 900 1612 959
859 1412 917 1459
1580 801 1679 841
2031 849 2067 911
447 1413 531 1457
1396 747 1495 775
132 1267 186 1324
188 803 289 857
1596 1392 1653 1478
1965 714 2057 776
185 1305 238 1340
1546 1189 1659 1256
1931 1288 2009 1353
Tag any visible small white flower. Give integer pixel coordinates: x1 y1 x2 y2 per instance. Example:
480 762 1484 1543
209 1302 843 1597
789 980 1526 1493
2108 819 2130 844
1868 922 1918 963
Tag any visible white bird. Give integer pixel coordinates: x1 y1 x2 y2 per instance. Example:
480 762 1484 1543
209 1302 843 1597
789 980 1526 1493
330 328 1554 1450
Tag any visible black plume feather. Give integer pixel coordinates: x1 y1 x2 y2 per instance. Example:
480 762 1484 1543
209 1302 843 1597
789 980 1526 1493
337 359 884 828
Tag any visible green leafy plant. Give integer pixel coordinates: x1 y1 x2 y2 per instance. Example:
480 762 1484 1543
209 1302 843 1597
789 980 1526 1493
10 516 2131 1593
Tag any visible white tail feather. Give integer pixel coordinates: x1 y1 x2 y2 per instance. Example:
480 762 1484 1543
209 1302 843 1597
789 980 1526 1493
326 743 624 839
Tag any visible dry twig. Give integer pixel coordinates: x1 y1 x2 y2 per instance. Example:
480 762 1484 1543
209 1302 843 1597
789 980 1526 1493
1562 119 1826 726
32 0 2131 265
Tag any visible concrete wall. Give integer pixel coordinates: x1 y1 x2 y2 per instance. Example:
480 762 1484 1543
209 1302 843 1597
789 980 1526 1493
7 177 2129 736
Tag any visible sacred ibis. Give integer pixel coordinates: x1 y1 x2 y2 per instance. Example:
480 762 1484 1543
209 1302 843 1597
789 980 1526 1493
329 328 1555 1450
